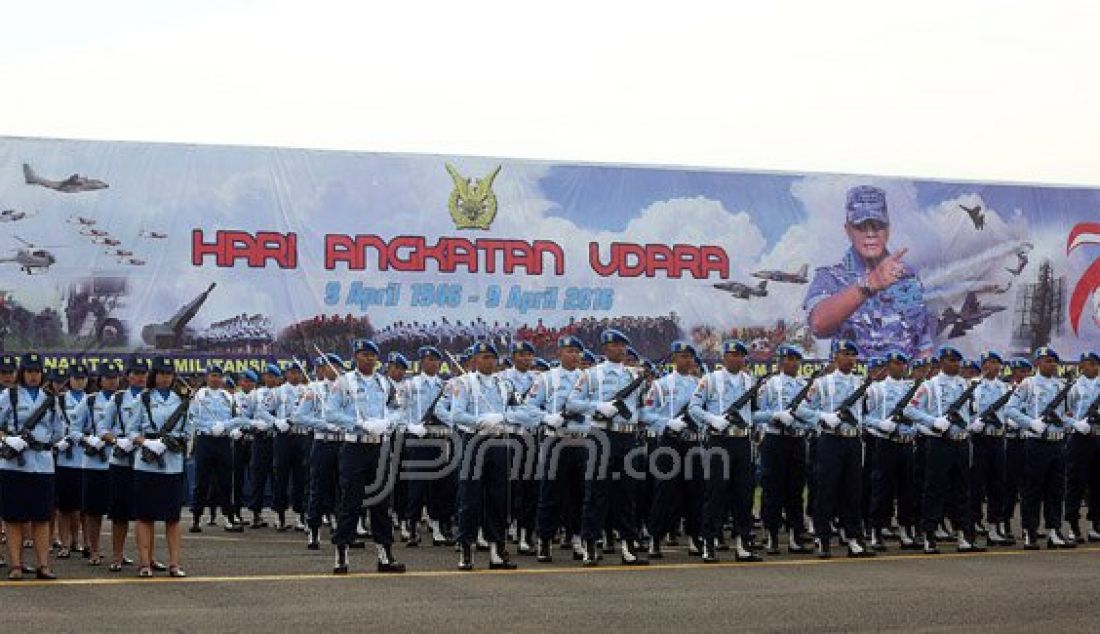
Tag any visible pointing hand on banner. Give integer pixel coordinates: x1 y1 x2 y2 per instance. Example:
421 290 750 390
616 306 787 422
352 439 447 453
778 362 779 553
867 248 909 293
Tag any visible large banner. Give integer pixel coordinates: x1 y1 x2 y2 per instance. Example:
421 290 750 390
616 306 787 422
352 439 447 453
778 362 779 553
1 135 1098 371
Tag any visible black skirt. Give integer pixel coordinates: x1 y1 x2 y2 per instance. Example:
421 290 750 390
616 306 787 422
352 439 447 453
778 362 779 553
133 471 184 523
108 465 135 522
0 470 55 522
55 466 84 512
82 469 110 516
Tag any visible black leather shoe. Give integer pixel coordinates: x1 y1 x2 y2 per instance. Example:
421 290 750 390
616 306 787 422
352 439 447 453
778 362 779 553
815 538 831 559
458 542 474 571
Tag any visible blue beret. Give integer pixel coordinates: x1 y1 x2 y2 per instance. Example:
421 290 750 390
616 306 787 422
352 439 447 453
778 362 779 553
20 353 44 370
262 363 283 378
224 376 236 388
962 359 980 372
979 351 1004 365
241 369 260 383
831 339 860 356
46 367 63 381
499 357 513 368
471 341 499 357
0 355 17 371
352 339 380 356
289 359 310 374
722 340 749 356
1080 351 1100 364
150 357 175 374
599 329 631 347
671 340 697 356
846 185 889 225
776 344 803 360
387 352 409 370
1033 346 1060 362
418 346 443 360
510 341 535 355
867 356 886 369
911 358 928 369
70 364 89 378
936 345 963 360
582 350 597 365
206 364 224 375
884 350 911 365
533 357 550 371
126 358 150 373
99 362 122 378
1009 357 1033 371
557 336 584 350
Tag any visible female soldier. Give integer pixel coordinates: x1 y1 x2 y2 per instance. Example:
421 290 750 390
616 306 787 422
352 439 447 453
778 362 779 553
79 363 121 566
55 365 91 559
0 353 63 580
133 357 192 578
101 359 150 571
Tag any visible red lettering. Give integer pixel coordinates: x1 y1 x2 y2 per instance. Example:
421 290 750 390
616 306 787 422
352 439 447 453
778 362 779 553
192 229 297 269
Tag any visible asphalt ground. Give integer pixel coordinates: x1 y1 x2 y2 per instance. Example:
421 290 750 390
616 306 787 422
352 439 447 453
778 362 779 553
3 515 1100 632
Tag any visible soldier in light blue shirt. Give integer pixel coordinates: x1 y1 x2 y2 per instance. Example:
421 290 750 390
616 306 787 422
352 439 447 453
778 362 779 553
753 345 816 556
967 352 1014 546
689 339 762 563
100 358 150 572
1064 351 1100 543
903 345 984 554
301 353 345 549
188 365 245 534
0 353 63 580
498 341 539 555
325 339 405 575
54 365 92 559
80 363 121 566
1003 347 1074 549
641 341 705 560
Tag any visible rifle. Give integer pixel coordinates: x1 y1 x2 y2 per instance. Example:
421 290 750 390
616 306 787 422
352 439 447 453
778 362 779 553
883 377 925 440
419 376 448 426
722 371 774 429
56 391 76 460
1084 386 1100 426
0 387 57 467
1039 371 1077 431
593 366 653 423
139 383 192 467
779 367 824 428
80 393 109 461
835 372 876 426
942 378 981 435
977 382 1015 429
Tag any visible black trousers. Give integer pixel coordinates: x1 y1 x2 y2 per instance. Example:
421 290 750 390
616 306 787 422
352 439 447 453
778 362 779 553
307 439 341 528
921 437 972 535
402 435 458 526
509 432 539 535
1021 439 1066 531
760 433 807 533
1002 436 1025 526
535 436 589 540
812 434 864 541
970 435 1007 525
648 436 704 541
249 435 274 513
333 442 393 546
869 437 916 529
581 430 641 542
273 433 312 514
191 436 233 517
455 432 511 544
701 435 754 541
806 435 818 524
230 437 252 516
1065 434 1100 524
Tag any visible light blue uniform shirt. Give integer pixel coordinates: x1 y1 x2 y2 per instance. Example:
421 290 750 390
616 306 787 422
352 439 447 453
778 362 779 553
293 380 339 432
0 386 63 474
902 373 971 436
1003 374 1071 438
863 377 917 439
641 371 700 435
450 371 519 433
689 369 754 430
752 373 816 434
401 374 446 427
84 391 115 470
100 387 146 467
517 367 582 431
188 387 245 435
55 390 90 469
805 370 867 432
324 370 398 434
565 362 643 427
133 388 191 474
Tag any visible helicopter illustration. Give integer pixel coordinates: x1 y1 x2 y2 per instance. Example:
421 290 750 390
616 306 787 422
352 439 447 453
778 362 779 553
0 236 60 274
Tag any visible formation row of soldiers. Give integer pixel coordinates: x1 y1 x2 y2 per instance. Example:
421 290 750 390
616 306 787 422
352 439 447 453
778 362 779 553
2 332 1099 579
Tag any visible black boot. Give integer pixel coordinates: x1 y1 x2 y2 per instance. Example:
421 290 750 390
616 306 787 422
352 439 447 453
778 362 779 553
306 527 320 550
701 538 719 564
788 531 810 554
869 529 888 552
517 529 535 556
734 536 762 562
333 544 349 575
582 539 600 567
1048 528 1073 549
536 538 553 563
249 510 268 529
405 521 421 548
377 544 406 573
620 540 649 566
815 538 831 559
847 538 875 558
648 536 664 560
766 530 781 556
957 532 986 553
276 511 289 532
189 515 203 534
923 533 939 555
458 542 474 571
489 542 517 570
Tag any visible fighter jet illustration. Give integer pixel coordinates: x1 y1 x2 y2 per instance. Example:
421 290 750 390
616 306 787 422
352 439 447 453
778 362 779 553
80 228 109 237
937 291 1005 338
139 230 168 239
752 263 809 284
67 215 96 225
23 163 108 193
91 236 121 246
713 280 768 299
959 204 984 230
1006 251 1029 276
119 257 146 266
0 209 31 222
106 248 134 257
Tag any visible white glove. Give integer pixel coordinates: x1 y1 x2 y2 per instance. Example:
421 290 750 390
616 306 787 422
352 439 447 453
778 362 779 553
324 423 343 434
477 412 505 429
966 420 985 434
878 419 898 434
115 438 134 452
773 410 795 426
406 423 428 438
819 412 841 429
55 439 71 452
252 420 271 432
595 402 620 418
87 436 105 449
1029 418 1047 435
542 413 565 429
143 439 166 456
1073 419 1092 434
229 429 244 441
358 418 390 435
666 416 688 433
3 436 27 452
274 419 291 433
706 413 730 432
931 417 951 433
211 422 226 436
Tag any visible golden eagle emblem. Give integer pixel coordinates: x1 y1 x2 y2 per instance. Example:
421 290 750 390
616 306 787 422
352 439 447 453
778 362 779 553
446 163 501 230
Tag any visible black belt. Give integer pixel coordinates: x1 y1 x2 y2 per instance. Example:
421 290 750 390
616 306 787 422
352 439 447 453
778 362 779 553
28 441 53 451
